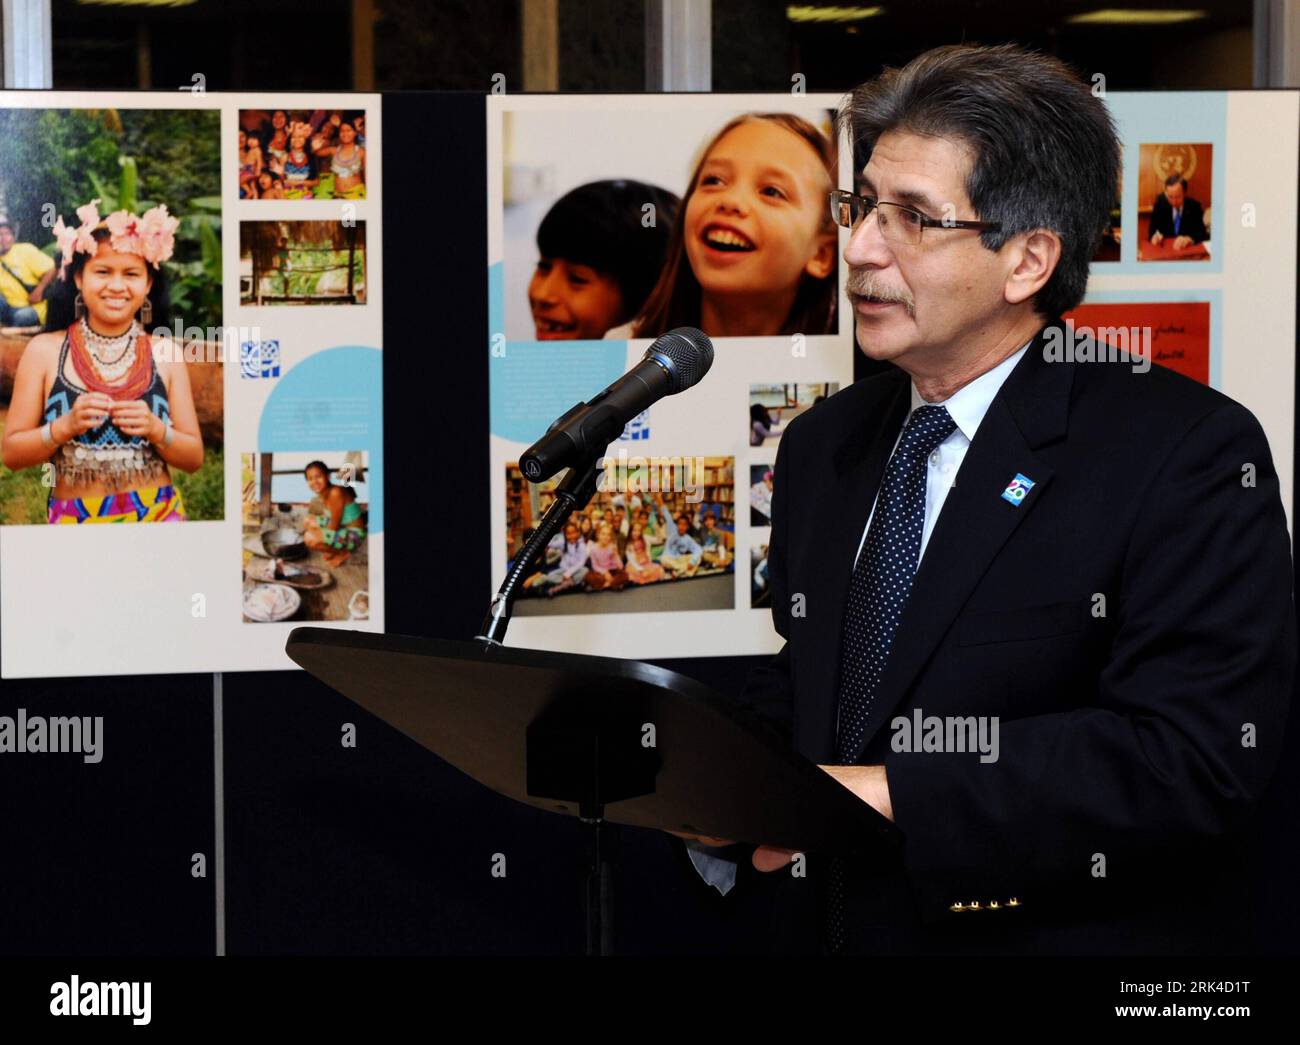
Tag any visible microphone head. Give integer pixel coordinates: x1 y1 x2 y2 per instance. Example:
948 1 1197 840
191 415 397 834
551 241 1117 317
644 326 714 393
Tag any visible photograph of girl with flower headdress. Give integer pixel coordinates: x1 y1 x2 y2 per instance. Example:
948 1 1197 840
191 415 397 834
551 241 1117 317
0 107 223 525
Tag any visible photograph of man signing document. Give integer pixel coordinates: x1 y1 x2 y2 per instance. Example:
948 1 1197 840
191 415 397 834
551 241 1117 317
675 44 1295 957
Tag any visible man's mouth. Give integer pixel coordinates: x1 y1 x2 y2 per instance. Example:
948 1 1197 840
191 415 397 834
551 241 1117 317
700 223 756 253
850 290 911 316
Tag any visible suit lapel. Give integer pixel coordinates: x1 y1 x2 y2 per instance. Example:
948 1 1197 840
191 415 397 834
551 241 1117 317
799 370 910 762
843 325 1075 759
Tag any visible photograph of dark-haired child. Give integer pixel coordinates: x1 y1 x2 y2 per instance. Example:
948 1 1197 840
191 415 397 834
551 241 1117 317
503 108 838 342
1138 143 1211 261
750 464 774 526
505 460 735 615
241 451 369 623
529 179 680 340
749 381 838 447
239 109 367 200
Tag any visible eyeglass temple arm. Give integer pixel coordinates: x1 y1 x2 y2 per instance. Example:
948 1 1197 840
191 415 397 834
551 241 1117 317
832 191 1001 232
918 216 1002 231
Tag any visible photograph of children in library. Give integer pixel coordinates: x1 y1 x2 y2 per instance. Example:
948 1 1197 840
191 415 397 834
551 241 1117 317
505 455 735 616
748 381 838 447
241 451 370 623
238 109 367 200
503 106 839 342
0 105 224 525
239 221 366 305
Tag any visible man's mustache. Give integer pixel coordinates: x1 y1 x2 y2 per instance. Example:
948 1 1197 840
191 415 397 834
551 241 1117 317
845 270 916 317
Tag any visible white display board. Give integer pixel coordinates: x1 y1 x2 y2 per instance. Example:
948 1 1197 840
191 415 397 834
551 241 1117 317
0 92 384 677
486 90 1296 661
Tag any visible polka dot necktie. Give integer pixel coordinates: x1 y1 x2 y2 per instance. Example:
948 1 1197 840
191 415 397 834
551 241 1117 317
825 403 956 954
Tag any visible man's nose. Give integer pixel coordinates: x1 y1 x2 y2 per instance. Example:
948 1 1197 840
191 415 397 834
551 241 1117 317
843 209 892 268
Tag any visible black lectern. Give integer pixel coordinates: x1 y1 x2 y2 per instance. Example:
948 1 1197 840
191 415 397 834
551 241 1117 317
286 627 898 954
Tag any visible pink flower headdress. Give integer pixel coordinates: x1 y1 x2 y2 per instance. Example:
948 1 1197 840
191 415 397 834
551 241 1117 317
51 199 180 277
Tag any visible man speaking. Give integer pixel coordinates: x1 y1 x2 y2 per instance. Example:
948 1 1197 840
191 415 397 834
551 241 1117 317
682 43 1295 956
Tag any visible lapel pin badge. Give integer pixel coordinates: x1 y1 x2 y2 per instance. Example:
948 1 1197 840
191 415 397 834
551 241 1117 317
1000 473 1035 507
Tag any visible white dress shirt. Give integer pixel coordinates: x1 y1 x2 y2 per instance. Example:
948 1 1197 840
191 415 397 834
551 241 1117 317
687 341 1031 895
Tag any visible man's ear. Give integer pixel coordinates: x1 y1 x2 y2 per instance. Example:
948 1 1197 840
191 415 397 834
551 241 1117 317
804 230 836 281
1004 228 1061 307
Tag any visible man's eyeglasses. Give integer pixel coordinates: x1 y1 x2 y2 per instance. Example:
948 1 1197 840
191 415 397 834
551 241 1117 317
828 189 1002 246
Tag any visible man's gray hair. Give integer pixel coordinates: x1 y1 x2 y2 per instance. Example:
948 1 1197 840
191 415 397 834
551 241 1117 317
837 43 1120 318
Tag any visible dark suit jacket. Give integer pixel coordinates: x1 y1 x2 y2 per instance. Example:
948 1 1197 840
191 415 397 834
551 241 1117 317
1149 194 1209 243
735 320 1295 955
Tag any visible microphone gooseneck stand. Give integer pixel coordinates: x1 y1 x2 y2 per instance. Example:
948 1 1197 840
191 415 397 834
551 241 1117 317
475 452 635 957
476 453 603 647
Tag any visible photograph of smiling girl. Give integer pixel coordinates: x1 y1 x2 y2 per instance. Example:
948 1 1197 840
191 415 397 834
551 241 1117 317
0 107 223 526
627 112 839 340
501 105 840 342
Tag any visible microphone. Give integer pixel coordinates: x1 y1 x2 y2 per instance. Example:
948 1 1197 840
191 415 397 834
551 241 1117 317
519 326 714 482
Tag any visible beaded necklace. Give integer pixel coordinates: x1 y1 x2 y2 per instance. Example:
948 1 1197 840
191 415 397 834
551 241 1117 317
68 317 154 401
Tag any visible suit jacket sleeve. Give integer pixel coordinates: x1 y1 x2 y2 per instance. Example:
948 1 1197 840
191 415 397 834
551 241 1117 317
1189 198 1209 242
885 401 1296 922
1149 196 1169 240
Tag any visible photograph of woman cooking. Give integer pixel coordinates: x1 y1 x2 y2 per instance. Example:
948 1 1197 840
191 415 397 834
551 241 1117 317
241 451 370 623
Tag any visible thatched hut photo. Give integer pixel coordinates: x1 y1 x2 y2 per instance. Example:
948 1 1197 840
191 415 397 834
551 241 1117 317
239 220 367 305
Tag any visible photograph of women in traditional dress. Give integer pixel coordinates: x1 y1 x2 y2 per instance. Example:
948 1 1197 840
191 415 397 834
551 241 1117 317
239 109 367 200
0 107 223 525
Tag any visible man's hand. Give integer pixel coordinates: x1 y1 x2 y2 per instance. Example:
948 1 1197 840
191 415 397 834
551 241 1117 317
1151 230 1164 246
750 765 893 873
1173 234 1194 251
818 764 894 823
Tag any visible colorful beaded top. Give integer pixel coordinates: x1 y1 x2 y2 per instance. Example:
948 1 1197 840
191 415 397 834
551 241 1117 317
42 319 171 490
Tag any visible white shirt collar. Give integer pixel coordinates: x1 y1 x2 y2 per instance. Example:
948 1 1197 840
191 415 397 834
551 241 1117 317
908 341 1031 442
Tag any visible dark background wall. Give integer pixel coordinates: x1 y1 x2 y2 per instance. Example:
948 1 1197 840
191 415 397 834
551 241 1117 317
1 91 1297 956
